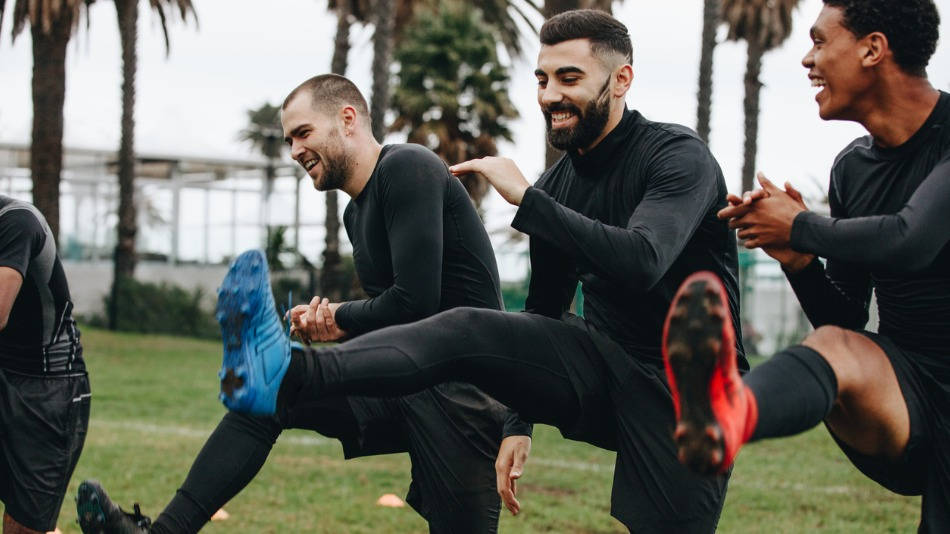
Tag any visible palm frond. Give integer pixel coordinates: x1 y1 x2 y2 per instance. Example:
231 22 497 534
722 0 800 50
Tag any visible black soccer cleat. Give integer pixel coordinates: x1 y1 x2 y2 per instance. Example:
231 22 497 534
76 479 151 534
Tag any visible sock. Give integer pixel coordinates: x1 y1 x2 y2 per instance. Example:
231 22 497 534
276 346 310 417
150 412 282 533
745 345 838 441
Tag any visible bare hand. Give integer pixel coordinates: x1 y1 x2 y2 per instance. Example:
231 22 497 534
449 157 530 206
288 297 347 343
728 173 807 249
313 299 346 342
495 435 531 515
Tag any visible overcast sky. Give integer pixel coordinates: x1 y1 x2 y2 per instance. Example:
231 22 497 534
0 0 948 269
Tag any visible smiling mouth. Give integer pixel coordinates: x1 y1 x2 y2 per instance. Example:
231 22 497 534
549 110 576 128
303 156 320 170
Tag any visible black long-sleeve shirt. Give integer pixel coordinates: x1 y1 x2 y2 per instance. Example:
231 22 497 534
786 91 950 370
513 108 745 369
334 143 530 438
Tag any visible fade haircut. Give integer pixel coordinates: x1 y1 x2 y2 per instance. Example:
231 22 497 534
823 0 939 77
281 74 371 118
539 9 633 68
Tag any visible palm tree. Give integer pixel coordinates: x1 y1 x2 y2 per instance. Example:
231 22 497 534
390 3 519 209
109 0 195 330
722 0 800 193
696 0 720 143
0 0 91 242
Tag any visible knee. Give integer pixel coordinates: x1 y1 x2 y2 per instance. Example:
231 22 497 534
801 325 867 383
802 325 849 353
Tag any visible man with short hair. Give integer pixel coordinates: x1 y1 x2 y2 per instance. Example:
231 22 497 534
77 74 532 534
0 196 89 534
662 0 950 530
219 10 744 532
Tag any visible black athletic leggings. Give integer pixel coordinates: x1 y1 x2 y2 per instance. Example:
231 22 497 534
289 307 598 430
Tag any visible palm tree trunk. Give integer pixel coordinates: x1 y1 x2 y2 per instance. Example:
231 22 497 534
370 0 394 142
110 0 140 330
696 0 718 143
30 10 75 243
741 38 764 194
321 1 352 302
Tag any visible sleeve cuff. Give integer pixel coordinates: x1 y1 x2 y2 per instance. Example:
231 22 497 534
511 186 545 233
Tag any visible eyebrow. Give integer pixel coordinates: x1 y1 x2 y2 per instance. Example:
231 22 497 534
284 124 309 144
809 26 821 39
534 66 586 77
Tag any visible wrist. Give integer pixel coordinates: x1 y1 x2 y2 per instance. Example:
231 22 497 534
781 253 815 274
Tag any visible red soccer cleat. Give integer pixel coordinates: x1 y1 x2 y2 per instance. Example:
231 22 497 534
662 271 758 475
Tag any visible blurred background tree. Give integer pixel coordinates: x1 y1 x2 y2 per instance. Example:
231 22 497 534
390 3 519 210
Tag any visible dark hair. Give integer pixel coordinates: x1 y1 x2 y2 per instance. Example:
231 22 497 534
539 9 633 66
823 0 939 76
282 73 370 117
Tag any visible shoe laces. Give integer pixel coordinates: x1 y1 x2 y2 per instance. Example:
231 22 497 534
126 503 152 529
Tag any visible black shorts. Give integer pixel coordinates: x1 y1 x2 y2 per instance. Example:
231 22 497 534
0 368 90 531
830 331 950 532
286 383 504 534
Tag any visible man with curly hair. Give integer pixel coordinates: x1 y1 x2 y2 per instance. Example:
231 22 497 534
662 0 950 530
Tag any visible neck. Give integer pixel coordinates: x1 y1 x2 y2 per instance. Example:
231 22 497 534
577 102 625 155
857 74 939 148
341 133 382 198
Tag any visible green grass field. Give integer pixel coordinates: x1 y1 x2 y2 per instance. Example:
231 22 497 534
3 328 921 532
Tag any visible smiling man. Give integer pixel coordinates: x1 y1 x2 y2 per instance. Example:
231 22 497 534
213 10 744 532
661 0 950 530
77 74 532 534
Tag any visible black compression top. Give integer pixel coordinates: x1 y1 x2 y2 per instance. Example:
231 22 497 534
786 90 950 367
0 196 83 374
335 144 503 333
513 108 745 369
334 144 529 437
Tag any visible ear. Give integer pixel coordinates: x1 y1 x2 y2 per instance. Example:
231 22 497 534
613 64 633 97
860 31 888 68
340 105 358 135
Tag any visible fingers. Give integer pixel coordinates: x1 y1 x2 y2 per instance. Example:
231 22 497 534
448 159 483 176
726 193 743 206
756 172 783 196
718 203 752 220
496 460 519 515
784 181 808 208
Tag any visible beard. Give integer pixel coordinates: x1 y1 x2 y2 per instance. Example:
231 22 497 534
544 76 612 152
313 131 351 191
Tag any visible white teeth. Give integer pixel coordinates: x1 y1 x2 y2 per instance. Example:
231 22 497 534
810 78 826 87
551 112 573 121
304 158 318 170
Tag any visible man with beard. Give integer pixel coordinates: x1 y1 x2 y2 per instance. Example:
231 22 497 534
662 0 950 529
76 74 532 534
214 10 744 532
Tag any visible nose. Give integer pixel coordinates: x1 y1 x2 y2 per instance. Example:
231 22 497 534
290 139 304 162
539 82 564 107
802 48 815 69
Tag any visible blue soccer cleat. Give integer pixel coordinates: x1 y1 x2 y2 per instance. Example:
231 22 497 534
216 249 290 415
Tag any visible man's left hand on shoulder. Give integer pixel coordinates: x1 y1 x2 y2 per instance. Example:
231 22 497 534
449 157 530 206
